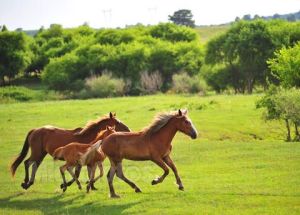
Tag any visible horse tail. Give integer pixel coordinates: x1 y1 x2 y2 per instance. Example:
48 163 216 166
53 147 64 161
11 130 33 177
79 140 102 165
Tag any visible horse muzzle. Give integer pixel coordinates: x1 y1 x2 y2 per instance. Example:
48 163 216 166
190 130 198 139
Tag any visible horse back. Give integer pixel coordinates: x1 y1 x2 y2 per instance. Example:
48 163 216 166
29 126 84 156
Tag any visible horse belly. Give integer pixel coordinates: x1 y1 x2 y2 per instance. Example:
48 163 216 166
122 145 150 161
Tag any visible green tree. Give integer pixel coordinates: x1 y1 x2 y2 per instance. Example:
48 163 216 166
168 9 195 28
257 87 300 141
0 31 29 85
205 20 275 93
268 42 300 88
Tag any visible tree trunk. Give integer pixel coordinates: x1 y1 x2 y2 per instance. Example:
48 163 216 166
295 123 300 141
246 78 254 94
285 119 291 142
0 75 5 86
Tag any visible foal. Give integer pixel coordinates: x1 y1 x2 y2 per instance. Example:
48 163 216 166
101 109 198 198
53 126 115 192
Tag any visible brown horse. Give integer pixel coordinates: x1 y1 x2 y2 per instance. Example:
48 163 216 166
10 112 130 190
53 126 115 193
101 109 198 198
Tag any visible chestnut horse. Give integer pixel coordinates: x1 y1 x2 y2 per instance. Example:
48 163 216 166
101 109 198 198
53 126 115 193
10 112 130 190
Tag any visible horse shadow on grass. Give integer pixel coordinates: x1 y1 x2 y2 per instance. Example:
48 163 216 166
0 192 140 215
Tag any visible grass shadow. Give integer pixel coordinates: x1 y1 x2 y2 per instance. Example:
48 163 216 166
0 192 140 214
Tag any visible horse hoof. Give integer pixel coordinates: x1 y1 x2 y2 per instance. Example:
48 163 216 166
179 186 184 191
62 187 67 192
60 184 65 189
21 183 28 190
91 186 98 191
78 185 82 190
110 194 120 198
151 180 158 185
66 180 74 187
135 187 142 193
86 186 90 193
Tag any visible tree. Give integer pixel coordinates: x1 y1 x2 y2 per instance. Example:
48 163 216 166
268 42 300 88
242 14 251 20
168 9 195 28
1 25 8 32
0 31 28 85
205 20 275 93
257 87 300 141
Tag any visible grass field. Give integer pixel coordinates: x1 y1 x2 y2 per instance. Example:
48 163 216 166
0 94 299 214
196 25 229 43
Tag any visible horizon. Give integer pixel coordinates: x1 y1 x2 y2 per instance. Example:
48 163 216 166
0 0 300 30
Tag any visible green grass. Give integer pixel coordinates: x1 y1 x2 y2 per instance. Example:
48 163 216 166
196 25 230 43
0 94 299 214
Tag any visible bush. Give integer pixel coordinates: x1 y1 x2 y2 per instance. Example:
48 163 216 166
257 86 300 141
171 72 207 94
79 74 125 98
140 71 163 94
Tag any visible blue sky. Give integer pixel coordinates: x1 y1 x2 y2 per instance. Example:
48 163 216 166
0 0 299 30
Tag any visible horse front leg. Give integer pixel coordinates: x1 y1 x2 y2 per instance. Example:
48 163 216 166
67 166 82 190
151 158 169 185
163 155 184 190
64 164 81 187
60 164 68 192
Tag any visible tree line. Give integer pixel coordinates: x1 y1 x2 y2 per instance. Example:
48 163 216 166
0 20 299 95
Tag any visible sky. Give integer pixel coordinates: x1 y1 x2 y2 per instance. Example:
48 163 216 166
0 0 300 30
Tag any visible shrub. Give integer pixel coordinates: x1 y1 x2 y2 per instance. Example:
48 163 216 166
257 86 300 141
171 72 207 94
140 71 163 94
80 74 125 98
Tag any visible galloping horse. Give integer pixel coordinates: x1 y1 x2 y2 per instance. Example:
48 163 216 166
53 126 116 193
10 112 130 190
101 109 198 198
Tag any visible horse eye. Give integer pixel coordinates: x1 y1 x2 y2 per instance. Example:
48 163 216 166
185 120 190 124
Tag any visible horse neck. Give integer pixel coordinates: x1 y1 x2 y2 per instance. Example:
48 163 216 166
78 125 104 143
150 119 178 147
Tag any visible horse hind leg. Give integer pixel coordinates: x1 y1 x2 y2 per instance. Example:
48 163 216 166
107 163 119 198
22 152 47 190
21 159 33 189
116 162 141 193
86 165 96 193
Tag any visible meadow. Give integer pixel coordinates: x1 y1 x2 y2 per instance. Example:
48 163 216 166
0 94 299 214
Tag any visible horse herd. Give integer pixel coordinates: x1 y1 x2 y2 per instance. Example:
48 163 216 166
11 109 198 198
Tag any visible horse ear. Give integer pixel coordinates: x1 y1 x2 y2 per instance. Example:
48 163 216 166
109 112 113 118
114 112 116 117
178 109 182 116
182 109 188 115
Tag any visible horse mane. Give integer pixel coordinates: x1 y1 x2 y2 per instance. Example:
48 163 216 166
142 111 178 136
75 116 110 136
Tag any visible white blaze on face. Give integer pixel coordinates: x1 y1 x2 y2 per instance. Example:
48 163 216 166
187 116 198 137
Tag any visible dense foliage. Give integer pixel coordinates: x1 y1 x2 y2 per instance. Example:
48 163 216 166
0 20 300 97
205 20 300 93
